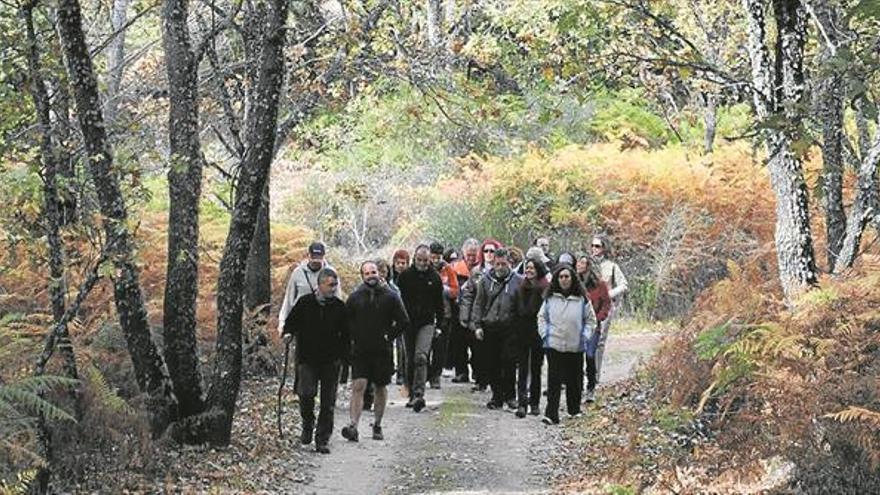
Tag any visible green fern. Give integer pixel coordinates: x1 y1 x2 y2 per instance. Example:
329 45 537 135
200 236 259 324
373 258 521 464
83 364 133 416
0 376 78 424
0 468 37 495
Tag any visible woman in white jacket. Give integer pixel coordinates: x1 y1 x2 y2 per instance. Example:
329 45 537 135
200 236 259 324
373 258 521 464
537 265 597 424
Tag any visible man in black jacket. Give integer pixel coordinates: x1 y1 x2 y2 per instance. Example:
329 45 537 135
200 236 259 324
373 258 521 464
283 268 348 454
397 245 444 412
341 261 409 442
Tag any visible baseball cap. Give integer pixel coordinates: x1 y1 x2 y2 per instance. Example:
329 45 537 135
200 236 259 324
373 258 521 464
308 242 326 257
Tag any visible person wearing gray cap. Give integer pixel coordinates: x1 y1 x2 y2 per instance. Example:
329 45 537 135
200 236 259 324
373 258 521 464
278 242 341 335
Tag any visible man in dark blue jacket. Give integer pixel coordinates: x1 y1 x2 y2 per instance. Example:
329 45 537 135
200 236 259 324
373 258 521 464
283 268 348 454
341 261 410 442
397 245 445 412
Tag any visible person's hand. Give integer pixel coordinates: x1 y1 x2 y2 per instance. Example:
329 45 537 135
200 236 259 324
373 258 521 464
434 327 443 338
474 328 484 341
283 333 293 345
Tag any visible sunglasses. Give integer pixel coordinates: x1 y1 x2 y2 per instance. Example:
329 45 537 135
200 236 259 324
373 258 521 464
483 248 496 253
591 244 602 248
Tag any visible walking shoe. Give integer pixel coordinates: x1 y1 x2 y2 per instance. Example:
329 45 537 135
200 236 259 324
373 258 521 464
372 425 384 440
412 397 426 413
315 443 330 454
541 415 559 425
515 406 527 418
529 404 540 416
405 397 415 408
568 411 583 419
486 400 502 410
451 374 469 383
505 399 518 410
300 427 313 445
584 390 596 403
430 378 441 389
341 425 359 442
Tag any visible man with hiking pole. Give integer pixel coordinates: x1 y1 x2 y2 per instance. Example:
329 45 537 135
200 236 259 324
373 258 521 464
281 267 348 454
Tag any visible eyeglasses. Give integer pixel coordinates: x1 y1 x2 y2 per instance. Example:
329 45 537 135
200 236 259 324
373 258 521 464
483 248 495 253
591 244 602 248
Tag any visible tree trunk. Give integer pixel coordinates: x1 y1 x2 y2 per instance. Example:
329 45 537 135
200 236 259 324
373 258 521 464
203 0 289 444
855 96 873 160
426 0 442 47
55 0 175 433
702 92 717 155
744 0 818 302
49 76 78 225
835 126 880 270
104 0 129 125
244 181 271 316
809 0 848 271
161 0 206 419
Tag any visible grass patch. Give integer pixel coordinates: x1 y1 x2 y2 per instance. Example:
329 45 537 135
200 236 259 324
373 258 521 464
436 391 473 429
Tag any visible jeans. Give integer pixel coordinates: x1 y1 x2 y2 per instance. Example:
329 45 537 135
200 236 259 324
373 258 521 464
297 361 340 445
517 331 543 407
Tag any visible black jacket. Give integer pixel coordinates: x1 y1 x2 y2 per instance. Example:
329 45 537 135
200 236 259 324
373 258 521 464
516 279 547 340
345 283 410 356
397 266 444 331
283 294 349 365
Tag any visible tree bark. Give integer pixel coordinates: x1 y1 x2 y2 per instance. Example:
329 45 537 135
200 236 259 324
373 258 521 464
244 181 271 316
55 0 175 433
161 0 206 419
104 0 129 124
835 126 880 270
811 1 846 270
426 0 442 47
744 0 818 302
702 92 717 155
49 76 77 225
203 0 289 444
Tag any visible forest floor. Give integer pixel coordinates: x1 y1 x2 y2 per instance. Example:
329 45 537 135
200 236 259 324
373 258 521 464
63 330 663 494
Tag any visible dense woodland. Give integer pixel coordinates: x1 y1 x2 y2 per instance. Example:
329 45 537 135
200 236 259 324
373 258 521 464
1 0 879 492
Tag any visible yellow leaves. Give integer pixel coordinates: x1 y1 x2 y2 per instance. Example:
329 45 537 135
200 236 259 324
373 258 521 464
824 407 880 429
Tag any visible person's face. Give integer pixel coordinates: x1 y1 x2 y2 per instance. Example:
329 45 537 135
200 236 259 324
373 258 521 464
482 245 496 264
377 264 389 280
394 257 408 274
414 250 431 271
318 275 338 297
464 247 478 266
430 252 443 269
524 261 537 280
537 238 550 254
492 256 510 276
307 254 324 271
510 251 522 265
558 269 573 290
591 238 604 257
361 263 380 286
576 258 588 275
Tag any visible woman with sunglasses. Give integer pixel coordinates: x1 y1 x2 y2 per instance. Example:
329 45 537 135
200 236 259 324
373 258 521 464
589 235 628 386
537 265 597 424
578 255 610 403
458 238 502 392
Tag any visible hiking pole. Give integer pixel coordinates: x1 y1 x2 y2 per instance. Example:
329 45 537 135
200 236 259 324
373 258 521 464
277 338 292 439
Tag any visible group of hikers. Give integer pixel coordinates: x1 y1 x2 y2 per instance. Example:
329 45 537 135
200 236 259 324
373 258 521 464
277 236 628 454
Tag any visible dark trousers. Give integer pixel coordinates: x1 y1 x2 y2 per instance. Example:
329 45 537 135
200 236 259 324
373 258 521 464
450 321 470 378
405 324 434 398
517 332 543 407
297 361 340 445
585 354 597 392
545 349 583 421
429 319 451 382
395 334 407 381
469 331 488 386
484 326 516 403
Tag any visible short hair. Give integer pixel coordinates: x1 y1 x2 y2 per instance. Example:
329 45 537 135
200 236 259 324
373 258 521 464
393 249 410 262
461 238 480 251
429 242 444 255
414 244 431 256
494 247 510 260
317 267 338 285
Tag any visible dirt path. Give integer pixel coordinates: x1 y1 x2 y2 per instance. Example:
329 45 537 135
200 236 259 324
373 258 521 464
297 331 663 495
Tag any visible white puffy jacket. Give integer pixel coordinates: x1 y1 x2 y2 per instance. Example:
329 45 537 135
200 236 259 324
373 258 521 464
537 293 597 353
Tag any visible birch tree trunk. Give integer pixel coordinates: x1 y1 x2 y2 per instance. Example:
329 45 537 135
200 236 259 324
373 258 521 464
835 126 880 270
744 0 818 302
426 0 442 47
104 0 129 124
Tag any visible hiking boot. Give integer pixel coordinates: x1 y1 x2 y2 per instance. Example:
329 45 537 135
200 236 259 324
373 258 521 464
451 374 469 383
300 426 313 445
372 425 384 441
315 443 330 454
584 390 596 403
541 415 559 425
505 399 518 410
341 425 359 442
405 397 415 408
429 378 441 389
529 404 540 416
515 406 527 418
486 400 502 410
412 397 426 413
